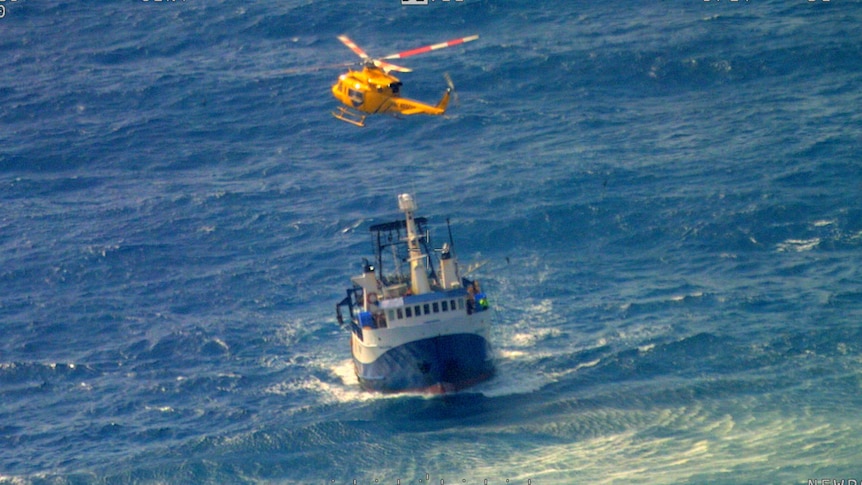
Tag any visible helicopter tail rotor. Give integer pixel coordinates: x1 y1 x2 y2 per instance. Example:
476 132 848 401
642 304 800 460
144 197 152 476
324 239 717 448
444 72 460 107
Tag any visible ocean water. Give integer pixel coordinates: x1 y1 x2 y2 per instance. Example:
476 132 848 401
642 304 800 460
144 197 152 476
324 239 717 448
2 0 861 483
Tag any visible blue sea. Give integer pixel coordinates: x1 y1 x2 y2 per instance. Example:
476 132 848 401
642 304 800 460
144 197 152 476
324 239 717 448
2 0 861 483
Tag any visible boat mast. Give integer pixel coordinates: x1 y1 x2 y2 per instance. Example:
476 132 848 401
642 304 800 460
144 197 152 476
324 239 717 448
398 193 431 295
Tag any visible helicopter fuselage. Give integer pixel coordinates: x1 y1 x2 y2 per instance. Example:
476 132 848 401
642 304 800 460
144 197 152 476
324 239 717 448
331 66 450 126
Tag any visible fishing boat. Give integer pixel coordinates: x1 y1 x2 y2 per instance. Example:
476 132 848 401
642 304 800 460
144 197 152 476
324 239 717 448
336 193 495 394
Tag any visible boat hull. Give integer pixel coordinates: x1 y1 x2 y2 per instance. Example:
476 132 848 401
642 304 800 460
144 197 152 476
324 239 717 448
353 333 494 394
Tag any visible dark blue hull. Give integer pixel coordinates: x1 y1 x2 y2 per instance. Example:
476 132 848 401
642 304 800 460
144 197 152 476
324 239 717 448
354 333 494 394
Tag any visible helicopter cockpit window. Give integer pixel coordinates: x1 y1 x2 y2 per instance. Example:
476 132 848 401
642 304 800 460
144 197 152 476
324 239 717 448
390 82 402 94
348 89 364 106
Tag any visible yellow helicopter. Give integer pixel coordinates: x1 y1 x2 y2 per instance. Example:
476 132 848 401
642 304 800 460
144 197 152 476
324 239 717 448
330 34 478 127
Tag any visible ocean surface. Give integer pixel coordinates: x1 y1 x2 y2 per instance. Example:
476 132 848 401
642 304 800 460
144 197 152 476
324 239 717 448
2 0 861 483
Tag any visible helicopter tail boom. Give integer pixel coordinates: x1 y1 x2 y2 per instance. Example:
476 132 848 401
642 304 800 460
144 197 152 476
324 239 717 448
435 88 452 113
389 89 450 116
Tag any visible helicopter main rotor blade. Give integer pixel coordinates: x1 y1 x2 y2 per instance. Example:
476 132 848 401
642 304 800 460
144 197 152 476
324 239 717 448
382 34 479 60
337 35 370 60
337 36 412 72
373 59 413 73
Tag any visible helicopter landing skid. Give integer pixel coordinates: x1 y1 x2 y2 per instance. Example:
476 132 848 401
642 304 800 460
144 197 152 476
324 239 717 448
332 107 367 127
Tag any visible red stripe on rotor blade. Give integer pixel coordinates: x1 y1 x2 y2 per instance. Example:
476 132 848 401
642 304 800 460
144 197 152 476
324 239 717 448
337 35 369 59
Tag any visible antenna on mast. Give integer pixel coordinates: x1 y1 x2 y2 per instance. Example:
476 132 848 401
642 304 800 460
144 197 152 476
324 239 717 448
446 217 455 254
